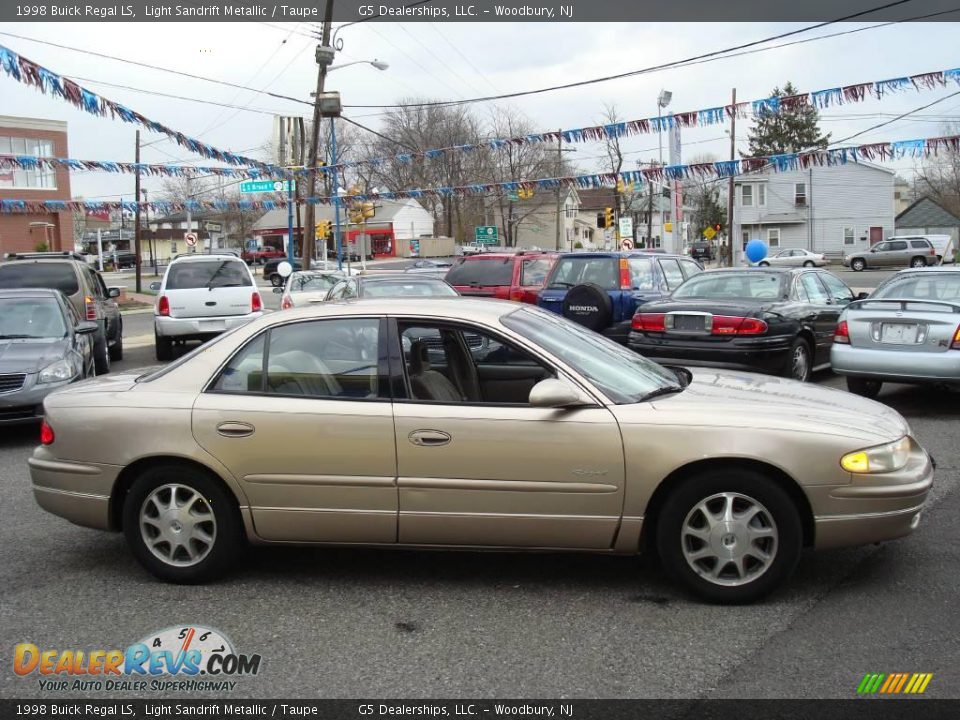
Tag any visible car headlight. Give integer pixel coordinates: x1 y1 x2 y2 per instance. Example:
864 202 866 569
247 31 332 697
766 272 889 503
38 356 81 384
840 436 911 474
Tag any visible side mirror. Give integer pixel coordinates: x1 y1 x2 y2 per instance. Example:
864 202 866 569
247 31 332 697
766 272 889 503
75 321 99 335
149 281 161 292
272 287 283 294
529 378 591 408
107 287 121 298
856 291 870 300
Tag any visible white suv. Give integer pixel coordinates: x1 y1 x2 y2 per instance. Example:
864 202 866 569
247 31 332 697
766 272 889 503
152 254 263 360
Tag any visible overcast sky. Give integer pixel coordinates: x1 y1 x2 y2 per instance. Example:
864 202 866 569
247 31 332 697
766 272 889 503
2 20 959 201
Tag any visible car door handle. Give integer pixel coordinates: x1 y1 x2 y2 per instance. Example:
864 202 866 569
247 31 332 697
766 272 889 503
408 430 451 447
217 421 255 438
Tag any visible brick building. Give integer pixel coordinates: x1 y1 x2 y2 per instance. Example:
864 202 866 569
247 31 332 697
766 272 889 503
0 115 72 255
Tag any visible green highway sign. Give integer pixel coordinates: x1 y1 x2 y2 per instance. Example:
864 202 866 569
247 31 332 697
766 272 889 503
240 180 295 194
475 225 498 245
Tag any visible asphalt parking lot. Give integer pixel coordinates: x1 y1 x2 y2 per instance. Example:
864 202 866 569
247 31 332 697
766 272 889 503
2 272 958 700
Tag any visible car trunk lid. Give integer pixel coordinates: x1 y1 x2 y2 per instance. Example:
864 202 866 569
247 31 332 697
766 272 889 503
844 299 960 354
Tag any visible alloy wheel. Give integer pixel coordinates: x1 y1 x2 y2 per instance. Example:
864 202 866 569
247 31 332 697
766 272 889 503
791 343 810 381
681 492 779 587
139 484 217 567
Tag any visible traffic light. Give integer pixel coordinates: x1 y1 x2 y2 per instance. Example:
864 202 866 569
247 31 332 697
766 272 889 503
604 207 614 228
348 205 363 225
315 220 331 238
596 212 607 229
713 223 722 232
361 201 375 220
517 188 534 200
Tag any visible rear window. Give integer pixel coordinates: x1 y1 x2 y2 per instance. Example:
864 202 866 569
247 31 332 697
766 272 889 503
672 271 785 300
363 280 458 297
547 257 619 290
446 258 514 287
520 258 553 287
166 260 252 290
0 262 80 296
873 273 960 301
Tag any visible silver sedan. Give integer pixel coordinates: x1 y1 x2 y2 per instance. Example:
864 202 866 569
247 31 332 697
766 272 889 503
831 266 960 397
756 249 827 268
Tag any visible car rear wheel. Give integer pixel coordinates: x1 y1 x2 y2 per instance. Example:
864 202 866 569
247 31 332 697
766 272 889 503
783 337 811 382
910 256 927 268
851 258 866 272
155 333 173 361
270 273 283 287
123 464 242 583
846 376 883 399
758 261 770 267
803 260 815 267
656 469 802 603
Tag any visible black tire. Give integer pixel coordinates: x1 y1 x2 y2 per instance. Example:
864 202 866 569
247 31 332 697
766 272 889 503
562 283 613 332
847 376 883 399
122 463 242 584
656 469 803 604
910 256 927 268
851 258 866 272
155 333 173 361
783 337 811 382
108 320 123 361
758 261 770 267
803 260 815 267
270 273 283 287
93 332 110 375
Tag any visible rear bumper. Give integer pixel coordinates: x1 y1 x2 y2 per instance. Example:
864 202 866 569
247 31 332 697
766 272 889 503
628 332 792 373
831 343 960 383
29 452 121 531
155 312 262 339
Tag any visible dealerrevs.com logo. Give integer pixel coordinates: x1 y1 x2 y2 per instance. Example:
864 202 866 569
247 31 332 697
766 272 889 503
14 625 262 692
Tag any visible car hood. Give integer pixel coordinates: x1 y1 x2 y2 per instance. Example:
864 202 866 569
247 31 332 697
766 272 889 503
0 338 70 374
624 367 908 443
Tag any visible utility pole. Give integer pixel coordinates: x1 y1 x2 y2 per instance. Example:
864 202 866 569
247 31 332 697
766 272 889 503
726 88 737 267
134 130 142 292
554 129 562 251
185 174 193 254
643 160 654 248
302 0 335 271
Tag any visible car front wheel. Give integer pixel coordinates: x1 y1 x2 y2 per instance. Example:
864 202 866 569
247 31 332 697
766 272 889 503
155 333 173 361
93 332 110 375
656 470 803 604
270 273 283 287
851 258 866 272
123 464 242 583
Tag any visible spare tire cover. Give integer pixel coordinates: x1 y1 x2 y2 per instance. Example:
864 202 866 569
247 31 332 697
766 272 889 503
562 283 613 331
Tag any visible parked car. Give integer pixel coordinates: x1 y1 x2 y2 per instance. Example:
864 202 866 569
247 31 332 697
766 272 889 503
0 288 98 424
460 243 492 256
629 267 865 381
688 241 714 263
30 298 932 603
755 248 826 268
325 274 458 301
151 253 263 361
276 269 359 310
445 251 559 304
263 257 301 286
0 251 122 373
843 238 937 271
241 245 285 265
537 252 703 344
831 266 960 397
405 259 454 277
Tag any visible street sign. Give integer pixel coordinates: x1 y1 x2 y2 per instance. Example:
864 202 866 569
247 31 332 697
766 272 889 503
184 232 198 247
618 217 633 238
205 222 222 233
240 180 295 194
475 225 498 245
703 226 717 240
664 222 673 233
621 238 634 251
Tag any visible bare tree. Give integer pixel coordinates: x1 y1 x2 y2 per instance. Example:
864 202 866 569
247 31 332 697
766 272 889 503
683 153 726 240
914 122 960 217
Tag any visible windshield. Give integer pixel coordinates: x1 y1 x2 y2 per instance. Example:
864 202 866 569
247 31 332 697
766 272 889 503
0 263 80 296
502 306 680 404
445 258 514 286
0 297 67 339
363 279 458 297
547 257 618 290
872 273 960 302
672 271 784 300
165 260 252 290
289 272 341 293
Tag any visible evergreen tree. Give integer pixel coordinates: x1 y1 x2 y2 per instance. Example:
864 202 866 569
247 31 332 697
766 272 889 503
746 82 830 156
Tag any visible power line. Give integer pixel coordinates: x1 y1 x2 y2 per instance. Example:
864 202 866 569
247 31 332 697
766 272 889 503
70 76 287 115
427 23 500 95
396 24 487 97
831 90 960 145
364 23 468 100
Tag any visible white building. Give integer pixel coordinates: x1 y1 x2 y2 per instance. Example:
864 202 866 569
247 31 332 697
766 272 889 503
734 162 895 258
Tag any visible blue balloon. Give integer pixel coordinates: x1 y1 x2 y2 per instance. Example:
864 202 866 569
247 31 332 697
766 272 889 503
745 239 768 263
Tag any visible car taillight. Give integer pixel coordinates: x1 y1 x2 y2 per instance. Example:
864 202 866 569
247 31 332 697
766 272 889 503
509 288 524 302
834 320 850 344
40 419 54 445
951 323 960 350
84 295 96 320
281 295 293 310
251 292 263 312
619 258 631 289
711 315 768 336
157 295 170 316
633 313 666 331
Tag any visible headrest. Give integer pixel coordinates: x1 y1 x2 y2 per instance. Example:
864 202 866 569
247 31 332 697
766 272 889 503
409 339 430 375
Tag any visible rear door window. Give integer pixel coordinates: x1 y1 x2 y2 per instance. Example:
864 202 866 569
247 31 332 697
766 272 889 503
658 258 685 290
0 262 80 296
520 258 552 287
166 261 252 290
799 273 830 304
679 259 703 279
446 259 514 286
889 241 908 252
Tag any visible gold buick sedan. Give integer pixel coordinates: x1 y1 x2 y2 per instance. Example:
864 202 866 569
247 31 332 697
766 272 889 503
29 299 933 603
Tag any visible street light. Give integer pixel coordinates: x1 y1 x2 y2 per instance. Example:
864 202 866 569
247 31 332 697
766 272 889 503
328 59 389 72
657 89 672 253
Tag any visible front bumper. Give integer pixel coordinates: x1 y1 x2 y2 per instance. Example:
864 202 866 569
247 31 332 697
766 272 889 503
628 332 792 374
0 375 76 425
155 312 262 339
812 442 934 549
831 343 960 384
29 449 120 531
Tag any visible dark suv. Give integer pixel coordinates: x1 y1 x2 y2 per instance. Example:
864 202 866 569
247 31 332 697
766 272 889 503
0 252 122 373
537 251 703 343
688 241 714 262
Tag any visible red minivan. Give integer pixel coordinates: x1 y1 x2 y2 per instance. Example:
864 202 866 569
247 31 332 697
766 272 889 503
445 251 559 304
